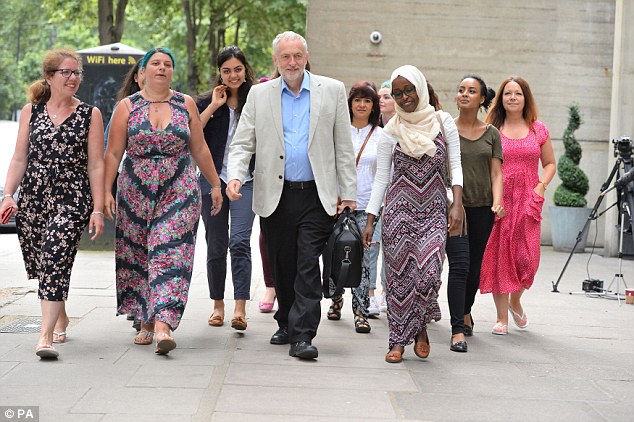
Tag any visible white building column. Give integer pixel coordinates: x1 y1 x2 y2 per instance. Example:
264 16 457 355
605 0 634 256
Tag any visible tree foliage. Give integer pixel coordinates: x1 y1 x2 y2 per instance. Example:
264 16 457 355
0 0 306 119
553 104 589 207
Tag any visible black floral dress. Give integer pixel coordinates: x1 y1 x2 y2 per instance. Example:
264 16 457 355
16 102 94 301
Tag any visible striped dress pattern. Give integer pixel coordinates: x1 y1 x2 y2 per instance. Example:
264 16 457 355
115 91 201 330
382 136 447 349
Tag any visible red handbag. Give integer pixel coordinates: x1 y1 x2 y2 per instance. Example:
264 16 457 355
1 207 15 224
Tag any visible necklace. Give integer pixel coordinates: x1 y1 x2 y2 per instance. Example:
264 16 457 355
143 90 172 112
148 100 170 113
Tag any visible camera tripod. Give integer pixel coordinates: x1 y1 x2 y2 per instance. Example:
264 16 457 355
551 154 633 300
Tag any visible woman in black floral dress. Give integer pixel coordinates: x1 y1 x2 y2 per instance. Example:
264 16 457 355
0 48 105 359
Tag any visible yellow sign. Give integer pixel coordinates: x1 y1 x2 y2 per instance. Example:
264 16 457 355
83 55 140 65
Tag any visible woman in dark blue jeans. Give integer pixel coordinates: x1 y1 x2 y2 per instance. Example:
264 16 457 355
196 46 256 331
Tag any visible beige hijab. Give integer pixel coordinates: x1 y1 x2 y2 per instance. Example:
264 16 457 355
384 65 440 158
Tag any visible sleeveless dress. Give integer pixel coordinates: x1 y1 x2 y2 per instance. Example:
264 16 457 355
17 102 94 301
383 136 447 349
115 91 201 330
480 121 549 294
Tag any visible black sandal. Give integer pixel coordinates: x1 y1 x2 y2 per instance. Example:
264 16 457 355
354 311 371 333
327 296 344 320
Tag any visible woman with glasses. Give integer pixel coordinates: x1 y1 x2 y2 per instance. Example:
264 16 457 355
362 65 463 363
104 47 223 355
480 76 555 335
195 46 256 331
0 48 105 359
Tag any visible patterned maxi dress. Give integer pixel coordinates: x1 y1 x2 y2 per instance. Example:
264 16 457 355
480 121 549 293
115 91 201 330
383 136 447 349
17 102 94 301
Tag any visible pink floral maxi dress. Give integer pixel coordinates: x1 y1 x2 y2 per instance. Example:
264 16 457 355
480 121 549 294
115 91 201 330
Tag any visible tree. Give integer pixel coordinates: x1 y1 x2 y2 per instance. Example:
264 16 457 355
553 104 589 207
98 0 129 44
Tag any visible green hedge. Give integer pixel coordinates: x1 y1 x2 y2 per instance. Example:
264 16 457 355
553 104 588 207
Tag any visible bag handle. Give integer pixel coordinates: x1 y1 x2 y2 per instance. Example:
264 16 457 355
355 126 376 167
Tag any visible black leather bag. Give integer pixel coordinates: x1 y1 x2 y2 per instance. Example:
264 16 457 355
322 208 364 298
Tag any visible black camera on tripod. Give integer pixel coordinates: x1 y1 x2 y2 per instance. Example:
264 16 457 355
613 136 633 159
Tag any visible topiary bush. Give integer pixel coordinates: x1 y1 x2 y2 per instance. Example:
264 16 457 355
553 104 589 207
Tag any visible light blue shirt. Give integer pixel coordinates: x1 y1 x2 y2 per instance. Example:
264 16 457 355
281 70 313 181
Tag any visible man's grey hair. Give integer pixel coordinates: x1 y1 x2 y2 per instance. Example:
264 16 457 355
272 31 308 55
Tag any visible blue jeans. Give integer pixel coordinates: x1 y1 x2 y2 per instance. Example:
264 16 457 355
201 180 255 300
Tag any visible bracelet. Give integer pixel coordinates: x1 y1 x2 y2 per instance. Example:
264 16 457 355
2 194 14 200
91 211 104 217
538 181 548 190
212 186 222 189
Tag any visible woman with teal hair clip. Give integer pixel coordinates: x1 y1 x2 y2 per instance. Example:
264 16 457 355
104 47 223 355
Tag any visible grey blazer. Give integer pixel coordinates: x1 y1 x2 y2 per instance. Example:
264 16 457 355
227 72 357 217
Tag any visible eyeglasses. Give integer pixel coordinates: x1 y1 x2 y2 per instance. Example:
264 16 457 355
391 85 416 100
53 69 84 79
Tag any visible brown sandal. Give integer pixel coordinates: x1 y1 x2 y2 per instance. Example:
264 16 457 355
208 313 224 327
385 349 403 363
230 316 247 331
414 328 430 359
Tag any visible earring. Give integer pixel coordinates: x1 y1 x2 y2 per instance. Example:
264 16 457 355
219 77 223 84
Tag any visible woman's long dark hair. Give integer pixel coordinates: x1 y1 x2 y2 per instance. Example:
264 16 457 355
197 46 254 116
117 61 142 101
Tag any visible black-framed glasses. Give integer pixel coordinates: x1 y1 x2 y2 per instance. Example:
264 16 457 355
53 69 83 79
391 85 416 100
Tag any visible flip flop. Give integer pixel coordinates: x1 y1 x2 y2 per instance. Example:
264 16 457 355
134 329 154 345
35 344 59 359
53 331 67 343
492 322 508 335
508 305 529 329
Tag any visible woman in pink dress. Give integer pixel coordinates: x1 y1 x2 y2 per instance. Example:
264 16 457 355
480 76 556 335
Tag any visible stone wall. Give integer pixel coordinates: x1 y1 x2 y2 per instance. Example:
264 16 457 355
307 0 617 246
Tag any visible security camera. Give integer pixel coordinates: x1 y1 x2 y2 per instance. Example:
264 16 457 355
369 31 382 44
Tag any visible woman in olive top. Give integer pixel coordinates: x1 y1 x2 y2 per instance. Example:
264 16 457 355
454 75 504 342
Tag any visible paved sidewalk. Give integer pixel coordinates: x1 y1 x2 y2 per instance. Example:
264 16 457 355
0 224 633 421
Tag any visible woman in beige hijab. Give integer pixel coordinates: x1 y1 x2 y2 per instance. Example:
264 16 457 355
362 65 463 363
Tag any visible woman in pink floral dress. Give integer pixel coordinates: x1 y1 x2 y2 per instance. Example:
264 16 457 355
104 48 222 354
480 76 556 335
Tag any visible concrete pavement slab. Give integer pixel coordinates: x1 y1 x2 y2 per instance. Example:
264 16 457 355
1 223 633 421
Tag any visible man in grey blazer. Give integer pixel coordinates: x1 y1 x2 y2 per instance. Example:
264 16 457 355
226 31 357 359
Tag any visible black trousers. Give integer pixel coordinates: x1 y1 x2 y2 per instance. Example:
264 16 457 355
260 183 333 343
464 206 495 315
445 234 469 335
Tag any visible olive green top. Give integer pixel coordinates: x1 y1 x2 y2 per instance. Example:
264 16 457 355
460 125 503 207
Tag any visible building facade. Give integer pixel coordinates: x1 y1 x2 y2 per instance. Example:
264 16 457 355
307 0 634 253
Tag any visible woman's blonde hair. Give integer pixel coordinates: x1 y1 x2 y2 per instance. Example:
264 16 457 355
27 48 82 104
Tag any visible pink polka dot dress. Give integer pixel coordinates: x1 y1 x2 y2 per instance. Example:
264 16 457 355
480 121 549 294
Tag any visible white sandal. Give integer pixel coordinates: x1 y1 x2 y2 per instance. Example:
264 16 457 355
491 322 508 335
134 329 154 345
508 305 529 329
52 331 67 343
